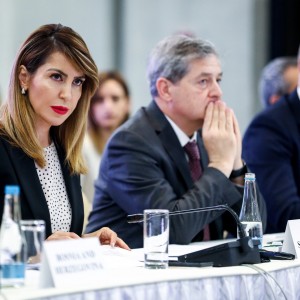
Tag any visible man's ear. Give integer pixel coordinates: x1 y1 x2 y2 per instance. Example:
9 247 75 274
156 77 173 101
18 65 30 91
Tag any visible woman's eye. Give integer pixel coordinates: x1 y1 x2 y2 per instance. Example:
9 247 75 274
51 73 62 81
73 78 85 86
112 96 121 102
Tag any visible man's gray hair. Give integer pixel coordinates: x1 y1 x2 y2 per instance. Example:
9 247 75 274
259 57 298 108
147 34 218 98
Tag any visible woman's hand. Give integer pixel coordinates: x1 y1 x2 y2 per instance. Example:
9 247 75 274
82 227 130 250
46 231 81 241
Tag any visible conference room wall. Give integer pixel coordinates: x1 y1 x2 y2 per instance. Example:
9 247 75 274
0 0 268 133
0 0 115 104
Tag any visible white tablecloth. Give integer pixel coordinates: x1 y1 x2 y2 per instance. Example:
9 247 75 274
1 234 298 300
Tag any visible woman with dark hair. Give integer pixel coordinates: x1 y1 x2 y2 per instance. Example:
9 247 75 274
0 24 129 249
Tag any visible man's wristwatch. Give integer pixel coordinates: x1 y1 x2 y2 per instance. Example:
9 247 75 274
230 162 247 179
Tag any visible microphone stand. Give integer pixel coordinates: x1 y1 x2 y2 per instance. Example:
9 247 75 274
127 204 261 267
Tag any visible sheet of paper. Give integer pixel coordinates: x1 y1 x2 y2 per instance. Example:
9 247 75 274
98 245 143 268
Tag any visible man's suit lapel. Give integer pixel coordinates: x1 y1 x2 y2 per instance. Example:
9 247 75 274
145 101 194 189
3 141 52 236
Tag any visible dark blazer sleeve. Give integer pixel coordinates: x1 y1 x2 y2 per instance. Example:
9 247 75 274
198 130 266 238
0 136 83 237
243 95 300 233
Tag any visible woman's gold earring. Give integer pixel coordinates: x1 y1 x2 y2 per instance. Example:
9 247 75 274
21 87 26 95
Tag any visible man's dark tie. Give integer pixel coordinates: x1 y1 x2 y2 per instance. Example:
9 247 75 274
183 141 202 181
183 140 210 241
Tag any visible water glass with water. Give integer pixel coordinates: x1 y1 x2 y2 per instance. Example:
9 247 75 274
144 209 169 269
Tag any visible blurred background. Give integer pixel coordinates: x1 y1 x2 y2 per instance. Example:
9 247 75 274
0 0 299 133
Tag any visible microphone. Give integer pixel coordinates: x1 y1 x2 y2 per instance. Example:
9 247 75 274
128 204 246 239
127 204 261 267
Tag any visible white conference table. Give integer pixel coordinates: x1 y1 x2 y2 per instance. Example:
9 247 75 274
1 234 299 300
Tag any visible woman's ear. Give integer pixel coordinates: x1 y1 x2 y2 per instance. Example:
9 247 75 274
18 65 30 92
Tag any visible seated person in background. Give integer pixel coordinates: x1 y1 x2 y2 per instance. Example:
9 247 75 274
86 34 266 248
259 56 298 108
243 46 300 233
82 71 130 205
0 23 129 250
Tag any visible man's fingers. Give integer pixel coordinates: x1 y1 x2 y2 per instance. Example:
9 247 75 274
225 108 233 131
203 101 214 131
218 102 227 130
232 111 241 137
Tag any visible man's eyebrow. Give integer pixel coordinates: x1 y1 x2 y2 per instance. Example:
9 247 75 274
198 72 223 77
196 72 223 78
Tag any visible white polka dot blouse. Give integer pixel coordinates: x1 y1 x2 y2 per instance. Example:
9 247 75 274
35 142 72 233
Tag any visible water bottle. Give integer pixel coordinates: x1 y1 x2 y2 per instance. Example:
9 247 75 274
0 185 26 287
238 173 263 248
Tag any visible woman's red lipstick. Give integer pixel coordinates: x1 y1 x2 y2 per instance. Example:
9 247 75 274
51 106 69 115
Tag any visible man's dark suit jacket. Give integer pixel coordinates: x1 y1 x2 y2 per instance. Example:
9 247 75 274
0 135 84 238
86 101 266 248
243 89 300 233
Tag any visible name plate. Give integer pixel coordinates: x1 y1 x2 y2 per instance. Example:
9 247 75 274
39 237 104 288
282 219 300 258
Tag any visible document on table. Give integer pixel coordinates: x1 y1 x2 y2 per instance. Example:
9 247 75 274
98 245 144 268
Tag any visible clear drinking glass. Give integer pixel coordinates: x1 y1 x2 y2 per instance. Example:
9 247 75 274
143 209 169 269
20 220 45 265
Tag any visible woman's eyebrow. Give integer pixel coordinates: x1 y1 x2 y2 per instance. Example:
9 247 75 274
47 68 85 79
47 68 66 76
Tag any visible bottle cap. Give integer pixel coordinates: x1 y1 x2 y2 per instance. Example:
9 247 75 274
5 185 20 195
245 173 255 180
